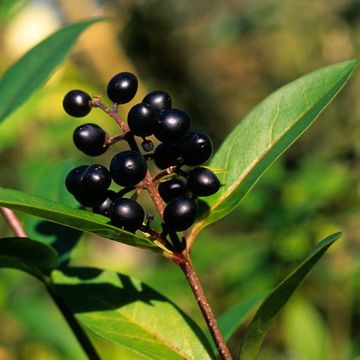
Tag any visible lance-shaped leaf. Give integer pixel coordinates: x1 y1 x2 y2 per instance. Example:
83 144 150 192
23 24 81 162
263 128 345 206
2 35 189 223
238 232 341 360
188 60 359 245
0 237 58 280
0 18 102 123
0 188 157 250
52 267 214 360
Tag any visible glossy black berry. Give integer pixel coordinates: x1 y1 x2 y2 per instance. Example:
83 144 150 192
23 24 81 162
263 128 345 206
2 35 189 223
128 103 158 137
63 90 92 117
65 165 108 207
92 190 117 216
110 150 147 187
73 123 108 156
107 72 138 104
65 165 88 195
163 197 197 231
82 164 111 195
109 198 145 232
154 109 190 143
154 143 182 169
180 130 213 166
187 167 220 197
158 178 187 203
142 90 172 113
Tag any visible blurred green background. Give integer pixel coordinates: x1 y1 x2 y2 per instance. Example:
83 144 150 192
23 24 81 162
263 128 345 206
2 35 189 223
0 0 360 359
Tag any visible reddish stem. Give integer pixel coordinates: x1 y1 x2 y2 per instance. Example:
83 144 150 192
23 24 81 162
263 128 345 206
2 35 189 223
0 207 27 237
175 251 232 360
92 99 166 217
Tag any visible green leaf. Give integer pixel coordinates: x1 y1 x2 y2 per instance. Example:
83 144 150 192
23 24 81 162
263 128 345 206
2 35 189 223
238 232 341 360
205 294 264 351
52 267 214 360
189 60 359 244
0 237 58 280
0 188 157 250
0 18 103 123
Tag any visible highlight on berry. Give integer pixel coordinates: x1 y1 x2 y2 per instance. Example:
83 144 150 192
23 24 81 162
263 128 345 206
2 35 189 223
63 71 220 246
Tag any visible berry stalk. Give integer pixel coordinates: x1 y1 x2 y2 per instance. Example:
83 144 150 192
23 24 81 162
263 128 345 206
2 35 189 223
176 251 232 360
92 99 166 217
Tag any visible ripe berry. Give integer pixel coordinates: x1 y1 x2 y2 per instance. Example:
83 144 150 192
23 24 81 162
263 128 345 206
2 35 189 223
92 190 117 216
154 109 190 143
65 165 88 195
158 178 187 203
82 164 111 195
128 103 158 137
154 143 182 169
107 72 138 104
65 165 108 207
180 130 213 166
109 198 145 232
110 150 147 187
142 90 172 113
187 167 220 197
163 197 197 231
63 90 92 117
73 123 108 156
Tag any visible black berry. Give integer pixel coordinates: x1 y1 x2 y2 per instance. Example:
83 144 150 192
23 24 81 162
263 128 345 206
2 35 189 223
154 109 190 143
65 165 108 207
128 103 158 137
142 90 172 113
109 198 145 232
158 178 187 203
63 90 92 117
110 150 147 187
82 164 111 195
163 197 197 231
107 72 138 104
92 190 117 216
65 165 88 195
73 123 108 156
180 130 213 166
154 143 182 169
187 167 220 197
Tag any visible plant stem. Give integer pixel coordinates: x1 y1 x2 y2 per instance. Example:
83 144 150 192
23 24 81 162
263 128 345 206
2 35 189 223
1 208 101 360
0 207 27 237
93 99 166 217
176 251 232 360
46 282 101 360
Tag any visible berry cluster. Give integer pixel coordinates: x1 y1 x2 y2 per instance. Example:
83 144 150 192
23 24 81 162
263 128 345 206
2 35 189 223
63 72 220 248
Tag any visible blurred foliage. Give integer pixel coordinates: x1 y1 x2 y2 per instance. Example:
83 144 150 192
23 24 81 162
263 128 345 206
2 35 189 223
0 0 359 359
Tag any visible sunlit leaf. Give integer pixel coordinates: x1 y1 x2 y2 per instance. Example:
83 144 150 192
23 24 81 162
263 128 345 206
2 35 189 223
0 188 157 250
53 267 214 360
0 237 58 280
188 60 359 245
238 232 341 360
0 18 103 123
